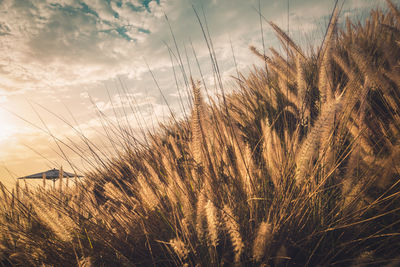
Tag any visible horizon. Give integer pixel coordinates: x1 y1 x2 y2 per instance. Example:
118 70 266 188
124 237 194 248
0 0 386 189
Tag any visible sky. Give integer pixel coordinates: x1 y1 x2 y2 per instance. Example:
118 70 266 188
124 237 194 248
0 0 388 188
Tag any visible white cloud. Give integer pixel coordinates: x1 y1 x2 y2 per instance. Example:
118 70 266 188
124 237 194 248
80 91 90 99
0 95 7 103
0 0 175 93
0 0 387 93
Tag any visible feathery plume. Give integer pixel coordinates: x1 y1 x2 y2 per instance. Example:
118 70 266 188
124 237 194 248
252 221 273 262
191 78 206 164
169 237 189 261
223 204 244 263
250 45 270 62
295 96 343 185
262 119 284 189
296 53 309 122
319 5 339 104
270 47 296 78
30 199 75 242
205 199 219 247
196 188 207 240
319 36 333 104
268 21 304 59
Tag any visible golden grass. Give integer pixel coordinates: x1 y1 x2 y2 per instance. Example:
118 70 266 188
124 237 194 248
1 1 400 266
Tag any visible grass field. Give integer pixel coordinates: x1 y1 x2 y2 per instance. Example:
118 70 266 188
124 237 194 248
1 1 400 266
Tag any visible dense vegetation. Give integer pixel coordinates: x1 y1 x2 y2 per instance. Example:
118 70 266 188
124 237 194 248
1 1 400 266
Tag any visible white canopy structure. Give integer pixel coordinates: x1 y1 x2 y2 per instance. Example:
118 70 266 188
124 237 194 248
18 168 83 188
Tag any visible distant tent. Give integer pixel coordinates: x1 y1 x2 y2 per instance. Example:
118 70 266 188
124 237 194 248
18 168 83 188
19 168 82 179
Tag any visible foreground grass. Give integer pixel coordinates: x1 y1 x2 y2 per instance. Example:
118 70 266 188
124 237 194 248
1 1 400 266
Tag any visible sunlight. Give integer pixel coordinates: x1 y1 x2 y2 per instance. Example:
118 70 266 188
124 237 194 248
0 108 12 143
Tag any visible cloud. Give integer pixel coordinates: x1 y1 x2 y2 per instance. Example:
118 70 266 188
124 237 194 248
0 0 169 93
80 91 90 99
0 0 384 96
0 95 7 103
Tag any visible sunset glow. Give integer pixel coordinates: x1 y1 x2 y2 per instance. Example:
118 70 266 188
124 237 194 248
0 108 11 142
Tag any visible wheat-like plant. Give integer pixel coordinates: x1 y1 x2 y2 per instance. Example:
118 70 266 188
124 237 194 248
1 1 400 266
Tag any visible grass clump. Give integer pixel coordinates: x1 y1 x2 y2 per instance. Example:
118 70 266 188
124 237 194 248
1 1 400 266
